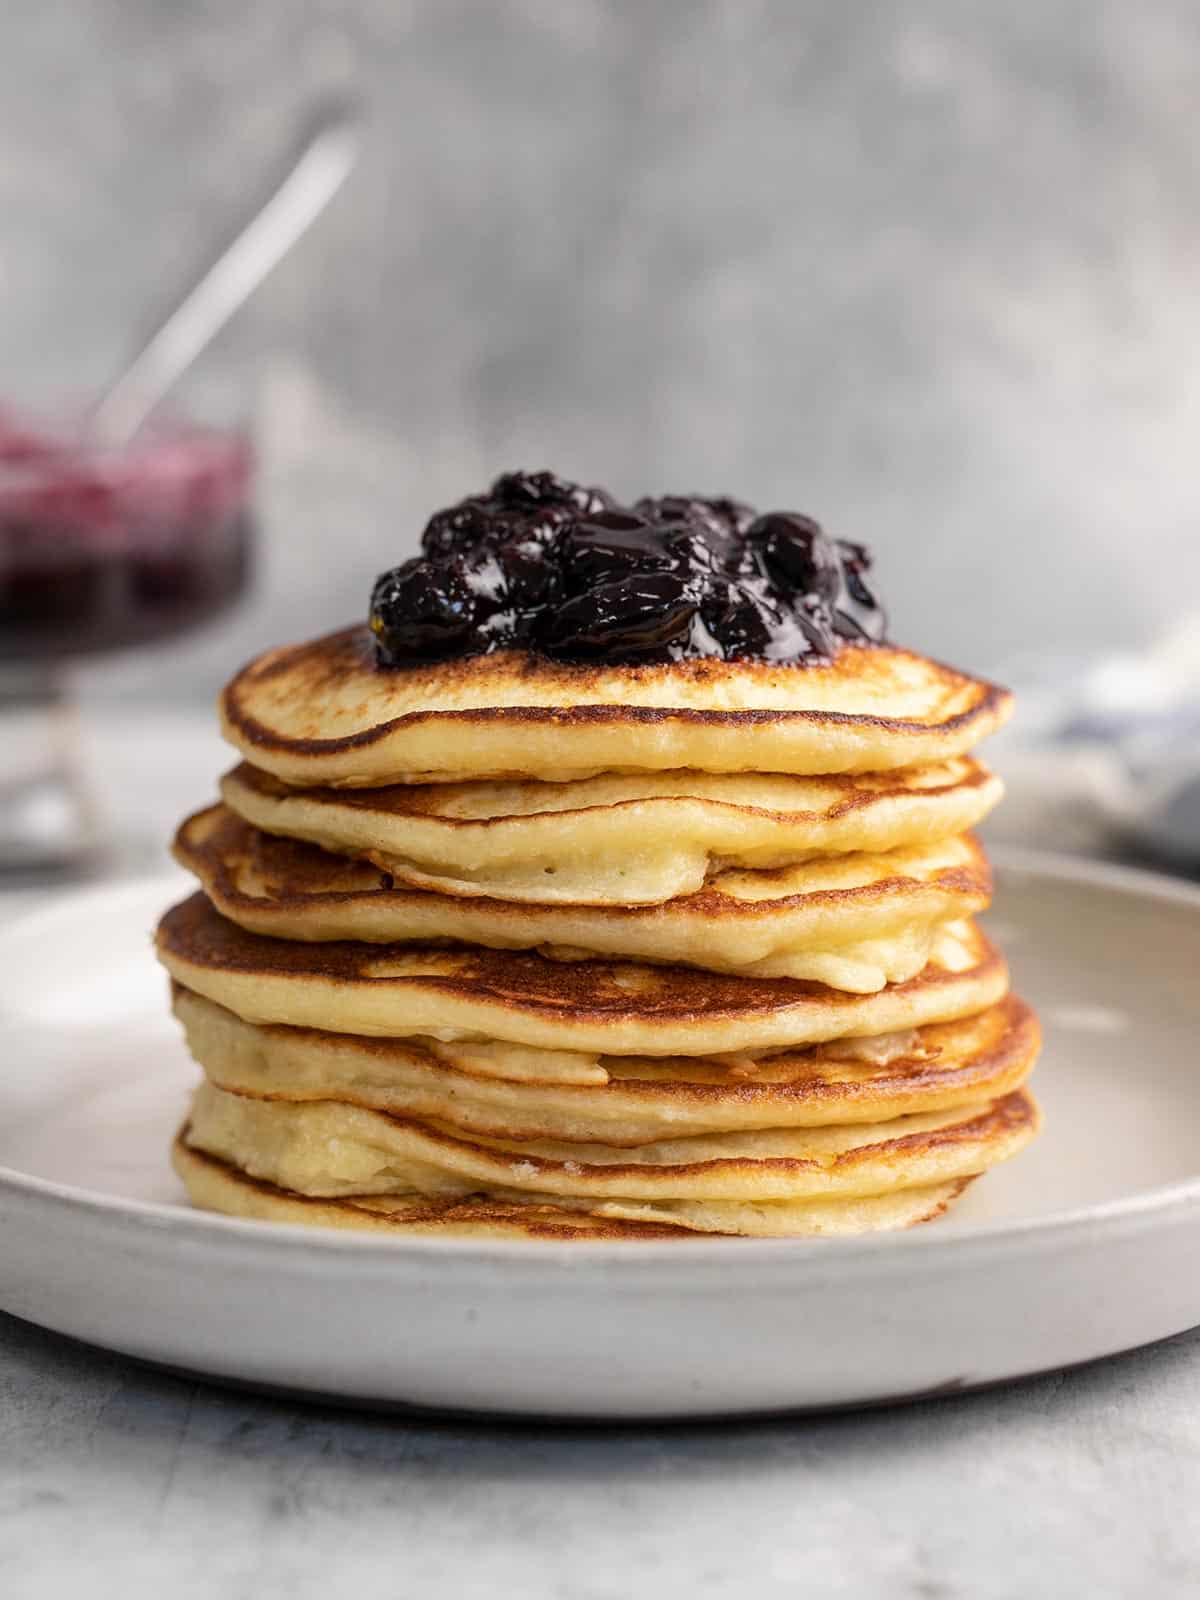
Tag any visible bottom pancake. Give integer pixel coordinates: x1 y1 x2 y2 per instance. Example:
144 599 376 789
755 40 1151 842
173 1134 973 1238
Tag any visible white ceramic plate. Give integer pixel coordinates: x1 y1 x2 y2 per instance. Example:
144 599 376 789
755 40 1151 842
1 854 1199 1420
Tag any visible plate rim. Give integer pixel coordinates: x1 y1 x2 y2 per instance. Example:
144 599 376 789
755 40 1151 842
2 846 1199 1275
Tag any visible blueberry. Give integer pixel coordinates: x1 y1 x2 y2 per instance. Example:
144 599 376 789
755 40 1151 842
553 511 671 596
636 495 748 573
493 536 556 613
421 500 492 559
492 470 612 519
640 494 756 545
370 554 501 662
539 571 699 660
699 577 777 657
749 512 840 601
832 538 887 641
702 496 757 539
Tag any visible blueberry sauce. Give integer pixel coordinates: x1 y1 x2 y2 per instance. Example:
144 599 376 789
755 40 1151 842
369 470 885 667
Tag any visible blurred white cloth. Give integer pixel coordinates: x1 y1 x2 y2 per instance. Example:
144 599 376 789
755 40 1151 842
990 615 1200 866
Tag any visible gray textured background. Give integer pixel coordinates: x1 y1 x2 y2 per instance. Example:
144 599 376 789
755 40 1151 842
5 0 1200 699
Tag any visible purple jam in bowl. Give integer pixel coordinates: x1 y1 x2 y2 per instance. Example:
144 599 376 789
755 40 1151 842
0 408 253 661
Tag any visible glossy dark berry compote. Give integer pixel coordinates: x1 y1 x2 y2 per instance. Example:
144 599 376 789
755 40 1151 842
369 470 885 667
0 409 253 662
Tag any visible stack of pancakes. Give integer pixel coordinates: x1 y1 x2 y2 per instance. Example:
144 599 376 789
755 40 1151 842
157 626 1041 1238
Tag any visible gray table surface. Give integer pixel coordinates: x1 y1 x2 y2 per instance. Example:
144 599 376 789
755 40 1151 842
4 1313 1199 1599
3 713 1199 1598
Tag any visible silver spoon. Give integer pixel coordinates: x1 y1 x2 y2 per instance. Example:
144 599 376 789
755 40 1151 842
88 95 361 448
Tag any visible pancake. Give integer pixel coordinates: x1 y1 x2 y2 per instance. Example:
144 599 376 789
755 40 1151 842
172 1136 972 1238
156 894 1009 1056
182 1079 1039 1202
174 807 992 988
220 627 1013 786
221 758 1004 906
174 986 1040 1143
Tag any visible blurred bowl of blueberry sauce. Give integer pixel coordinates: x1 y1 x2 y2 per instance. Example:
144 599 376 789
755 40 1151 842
0 404 253 665
0 404 254 878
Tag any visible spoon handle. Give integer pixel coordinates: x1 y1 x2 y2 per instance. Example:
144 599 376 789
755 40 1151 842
90 96 361 448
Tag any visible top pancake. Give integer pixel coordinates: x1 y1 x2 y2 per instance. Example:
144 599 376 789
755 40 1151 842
221 627 1012 786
